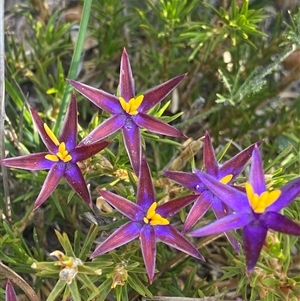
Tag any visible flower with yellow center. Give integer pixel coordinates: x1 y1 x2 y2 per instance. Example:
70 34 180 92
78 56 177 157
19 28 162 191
163 131 259 251
92 157 203 284
245 182 281 213
44 124 72 163
68 48 186 176
0 94 110 210
143 202 169 225
189 145 300 273
119 95 144 115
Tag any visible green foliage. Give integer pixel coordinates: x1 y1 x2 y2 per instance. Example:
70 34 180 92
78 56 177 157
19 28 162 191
1 0 300 300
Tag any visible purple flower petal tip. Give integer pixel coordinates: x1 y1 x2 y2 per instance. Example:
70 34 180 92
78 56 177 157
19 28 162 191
6 280 18 301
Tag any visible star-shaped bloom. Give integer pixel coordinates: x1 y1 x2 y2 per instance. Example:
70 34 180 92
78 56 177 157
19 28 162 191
91 157 204 283
164 131 259 250
68 48 186 175
6 280 18 301
0 94 110 210
189 145 300 271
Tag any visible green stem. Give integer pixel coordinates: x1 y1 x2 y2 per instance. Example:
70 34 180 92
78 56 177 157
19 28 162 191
54 0 93 134
0 0 11 220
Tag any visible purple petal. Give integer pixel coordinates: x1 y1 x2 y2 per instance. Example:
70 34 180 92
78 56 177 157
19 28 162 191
0 153 54 170
79 115 125 146
219 142 259 180
189 213 251 237
98 189 144 220
68 79 122 114
140 225 156 283
140 74 186 112
6 280 18 301
182 191 212 233
122 119 141 175
34 163 65 210
91 221 141 258
212 199 240 251
64 164 92 207
267 177 300 212
134 113 186 138
263 211 300 236
71 141 110 162
119 48 135 100
59 93 78 150
196 171 249 212
163 170 201 193
203 131 218 177
243 221 268 272
249 145 266 195
157 194 198 218
30 107 57 153
156 225 204 260
136 157 155 209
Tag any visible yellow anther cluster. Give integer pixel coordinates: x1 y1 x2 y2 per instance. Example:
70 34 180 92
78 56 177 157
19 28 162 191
119 95 144 115
143 202 169 226
245 182 281 213
44 124 72 163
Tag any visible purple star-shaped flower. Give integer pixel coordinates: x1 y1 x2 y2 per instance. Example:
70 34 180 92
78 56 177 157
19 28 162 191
190 145 300 271
91 157 204 283
0 94 110 210
164 131 259 250
68 48 186 175
6 280 18 301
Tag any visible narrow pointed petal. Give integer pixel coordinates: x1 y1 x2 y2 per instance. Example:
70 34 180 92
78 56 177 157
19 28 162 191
68 79 122 114
79 115 125 146
71 141 110 162
91 221 141 258
59 93 78 149
136 157 155 209
30 107 57 152
140 74 186 112
163 170 202 192
264 211 300 235
99 190 144 220
204 131 218 177
0 153 54 170
134 113 185 138
119 48 135 100
157 194 198 218
65 164 91 207
140 225 156 283
183 191 212 233
267 177 300 212
190 213 251 237
212 199 240 251
249 145 266 195
243 222 268 272
122 120 141 175
6 280 18 301
219 142 260 180
156 225 204 260
196 171 249 212
34 164 65 210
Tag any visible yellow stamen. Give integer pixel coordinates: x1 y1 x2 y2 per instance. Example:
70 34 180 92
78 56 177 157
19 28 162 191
45 154 59 162
45 142 72 163
143 202 169 225
245 182 281 213
220 174 233 184
44 123 60 146
119 95 144 115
